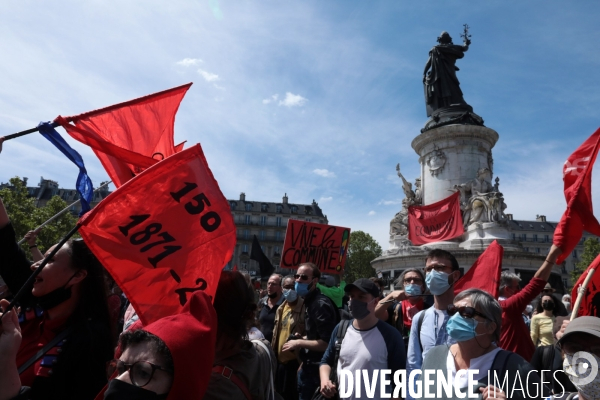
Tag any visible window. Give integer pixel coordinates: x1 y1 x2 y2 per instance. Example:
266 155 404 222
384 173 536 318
533 234 537 242
291 206 298 214
544 235 550 243
242 244 248 253
260 216 267 226
229 201 237 210
524 247 529 252
245 203 253 211
521 234 527 241
276 204 283 213
512 234 516 240
243 229 249 239
573 250 578 259
306 218 311 222
274 246 280 255
245 215 251 224
260 230 265 240
241 262 247 269
276 217 282 227
563 278 568 288
276 231 282 240
536 248 540 253
261 203 268 212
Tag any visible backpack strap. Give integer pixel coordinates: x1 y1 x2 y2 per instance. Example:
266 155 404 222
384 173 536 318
541 345 555 370
489 349 512 380
18 325 74 375
212 365 252 400
330 320 351 381
393 301 403 331
417 310 426 354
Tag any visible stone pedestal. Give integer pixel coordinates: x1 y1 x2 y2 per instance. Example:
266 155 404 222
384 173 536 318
411 125 498 206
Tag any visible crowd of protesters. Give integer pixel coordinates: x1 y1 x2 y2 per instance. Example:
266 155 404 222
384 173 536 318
2 138 600 400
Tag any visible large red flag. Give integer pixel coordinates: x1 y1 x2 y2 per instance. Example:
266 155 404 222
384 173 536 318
78 144 235 325
454 240 503 298
408 191 463 245
571 252 600 317
553 128 600 264
57 83 192 188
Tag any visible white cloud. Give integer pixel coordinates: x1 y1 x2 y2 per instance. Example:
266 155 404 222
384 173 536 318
197 68 219 82
319 196 333 202
176 58 203 67
368 211 376 216
379 199 402 206
279 92 307 107
313 169 336 178
262 94 279 104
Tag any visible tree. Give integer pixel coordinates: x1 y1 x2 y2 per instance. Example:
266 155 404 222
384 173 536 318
343 231 382 283
572 237 600 284
0 177 78 257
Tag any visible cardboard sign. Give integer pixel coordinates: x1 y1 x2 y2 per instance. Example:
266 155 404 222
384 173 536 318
79 144 236 325
281 220 350 274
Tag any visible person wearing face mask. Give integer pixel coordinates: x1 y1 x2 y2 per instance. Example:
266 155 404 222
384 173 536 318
271 275 306 399
497 245 562 362
319 279 405 400
419 288 545 400
258 274 284 343
549 316 600 400
281 263 338 400
531 294 560 347
405 248 461 398
375 268 431 354
0 290 217 400
0 196 114 400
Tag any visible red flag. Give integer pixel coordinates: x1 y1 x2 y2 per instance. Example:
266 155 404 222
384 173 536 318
78 144 235 325
554 128 600 264
57 83 192 188
571 252 600 317
454 240 503 298
408 191 463 245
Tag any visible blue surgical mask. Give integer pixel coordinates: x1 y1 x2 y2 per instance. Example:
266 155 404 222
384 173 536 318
425 270 451 295
283 288 298 303
446 313 479 342
404 284 422 296
295 282 310 297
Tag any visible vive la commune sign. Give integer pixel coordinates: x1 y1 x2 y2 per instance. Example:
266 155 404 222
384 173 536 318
281 220 350 274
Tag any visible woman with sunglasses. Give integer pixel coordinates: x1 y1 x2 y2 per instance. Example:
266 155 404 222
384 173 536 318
419 288 545 399
0 195 114 400
0 290 217 400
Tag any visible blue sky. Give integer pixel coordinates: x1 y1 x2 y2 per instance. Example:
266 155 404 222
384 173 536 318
1 1 599 249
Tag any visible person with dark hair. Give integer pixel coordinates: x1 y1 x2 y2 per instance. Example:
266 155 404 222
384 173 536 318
281 262 338 400
0 290 218 400
0 196 114 400
205 270 277 400
531 294 560 347
406 249 460 398
258 273 284 343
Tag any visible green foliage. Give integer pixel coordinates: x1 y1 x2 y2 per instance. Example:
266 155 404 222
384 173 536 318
572 237 600 284
343 231 382 283
0 177 78 256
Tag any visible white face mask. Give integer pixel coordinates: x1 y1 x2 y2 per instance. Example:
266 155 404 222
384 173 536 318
563 352 600 399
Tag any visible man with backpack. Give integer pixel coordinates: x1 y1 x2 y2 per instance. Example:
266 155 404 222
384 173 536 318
318 278 406 399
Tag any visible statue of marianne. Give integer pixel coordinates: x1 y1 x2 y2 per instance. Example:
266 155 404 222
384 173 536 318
423 30 472 117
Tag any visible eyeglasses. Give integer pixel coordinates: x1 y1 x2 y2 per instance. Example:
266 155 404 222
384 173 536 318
424 264 451 273
447 304 491 321
283 285 295 290
404 277 423 285
106 359 172 388
294 274 311 281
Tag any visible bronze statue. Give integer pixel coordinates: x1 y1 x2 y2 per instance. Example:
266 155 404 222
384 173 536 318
421 25 484 132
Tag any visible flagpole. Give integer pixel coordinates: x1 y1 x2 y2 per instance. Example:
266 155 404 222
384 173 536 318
571 268 596 321
17 181 111 245
4 122 59 141
4 223 81 313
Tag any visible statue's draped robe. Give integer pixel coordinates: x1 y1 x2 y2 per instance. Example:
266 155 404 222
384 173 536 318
424 44 469 116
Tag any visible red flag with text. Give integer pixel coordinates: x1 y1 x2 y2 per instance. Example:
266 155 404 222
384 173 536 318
454 240 503 298
408 191 463 245
78 144 235 325
57 83 192 188
553 128 600 264
571 252 600 317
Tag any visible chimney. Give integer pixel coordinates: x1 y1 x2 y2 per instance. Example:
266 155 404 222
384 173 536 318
240 192 246 201
23 177 28 186
506 214 513 220
536 215 546 222
283 193 288 204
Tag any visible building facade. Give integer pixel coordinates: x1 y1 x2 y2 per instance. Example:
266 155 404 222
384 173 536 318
226 192 328 277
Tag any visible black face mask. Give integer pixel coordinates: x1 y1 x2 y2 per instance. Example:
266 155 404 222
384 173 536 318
267 292 278 299
104 378 168 400
35 272 79 311
542 300 555 311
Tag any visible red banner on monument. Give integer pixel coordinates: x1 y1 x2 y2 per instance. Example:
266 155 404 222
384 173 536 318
78 144 235 325
280 220 350 274
408 191 463 245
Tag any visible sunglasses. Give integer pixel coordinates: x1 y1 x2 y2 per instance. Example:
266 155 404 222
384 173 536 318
447 304 491 321
404 277 423 284
106 359 172 388
294 274 311 281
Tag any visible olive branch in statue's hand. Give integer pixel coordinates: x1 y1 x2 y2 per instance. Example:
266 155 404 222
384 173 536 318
461 23 471 45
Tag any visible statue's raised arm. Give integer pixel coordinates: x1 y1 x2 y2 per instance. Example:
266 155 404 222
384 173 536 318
396 163 415 200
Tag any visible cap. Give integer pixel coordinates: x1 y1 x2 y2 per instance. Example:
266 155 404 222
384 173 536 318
557 316 600 345
543 283 556 293
345 278 380 298
320 275 335 288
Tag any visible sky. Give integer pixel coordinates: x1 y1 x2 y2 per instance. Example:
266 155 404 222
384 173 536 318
1 1 599 249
